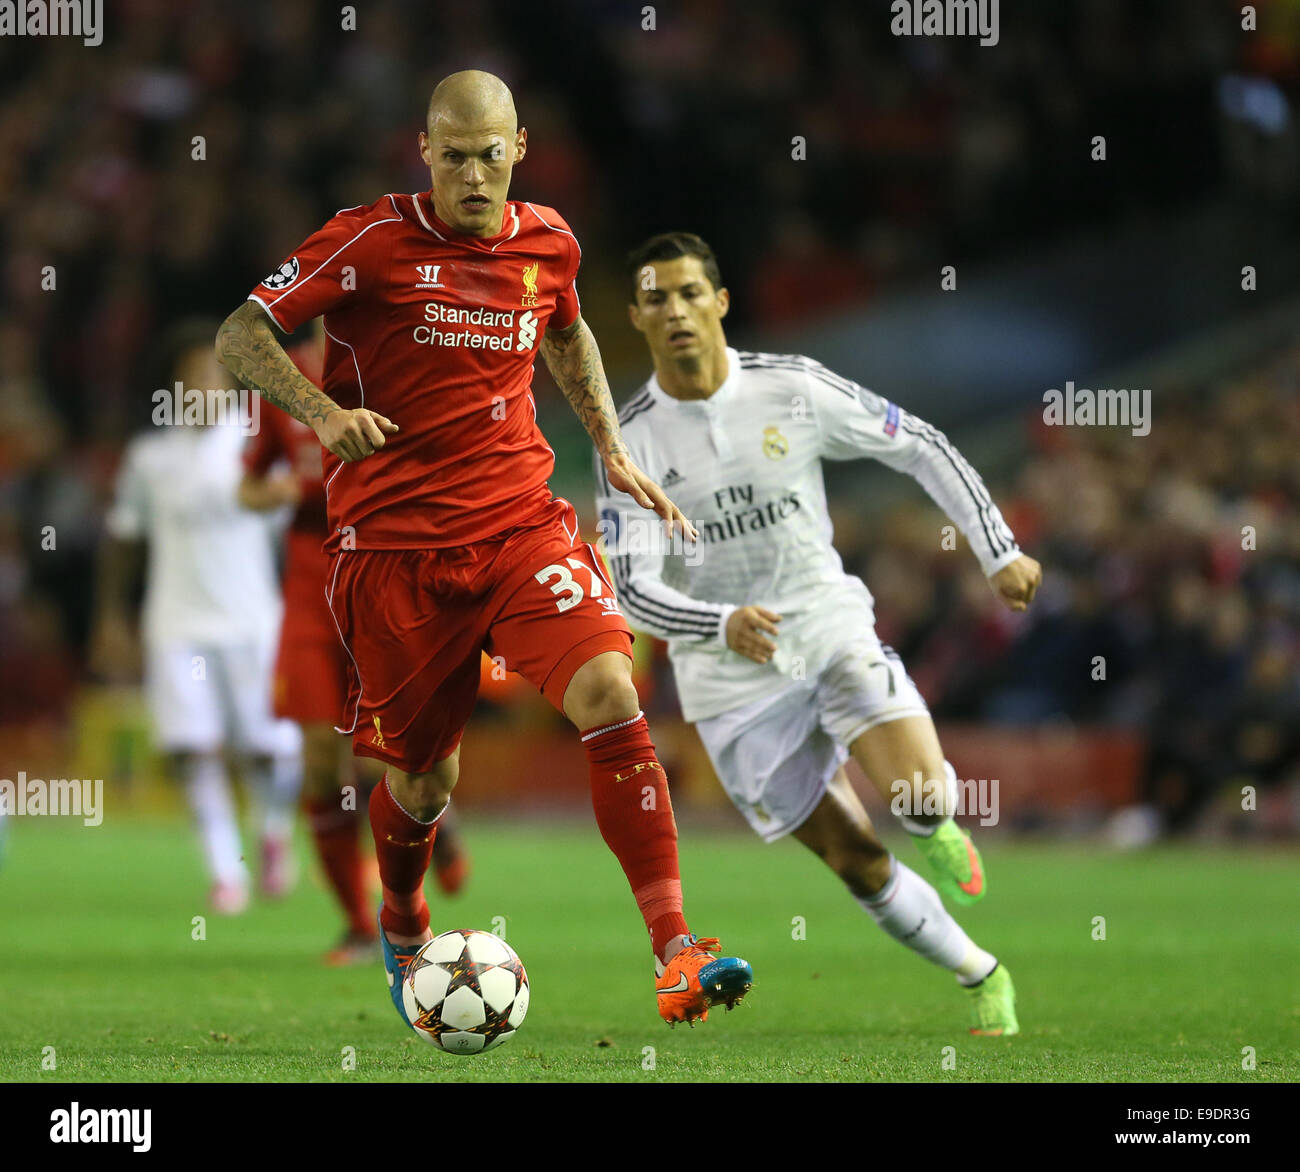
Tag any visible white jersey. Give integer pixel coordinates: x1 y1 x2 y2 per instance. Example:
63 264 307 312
105 422 285 648
595 347 1021 722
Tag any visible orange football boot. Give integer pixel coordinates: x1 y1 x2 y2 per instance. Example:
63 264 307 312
656 936 753 1026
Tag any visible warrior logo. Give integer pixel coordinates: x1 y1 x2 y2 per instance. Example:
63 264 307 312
415 263 445 289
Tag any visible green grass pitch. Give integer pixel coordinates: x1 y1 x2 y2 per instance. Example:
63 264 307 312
1 816 1297 1082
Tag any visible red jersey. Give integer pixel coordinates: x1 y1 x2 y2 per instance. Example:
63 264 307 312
246 193 581 552
243 341 328 536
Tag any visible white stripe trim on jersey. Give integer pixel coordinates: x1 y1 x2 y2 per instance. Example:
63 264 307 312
490 204 520 252
263 197 403 316
523 202 581 257
586 543 616 594
245 292 285 331
410 192 444 238
320 323 365 500
555 496 579 545
325 553 366 736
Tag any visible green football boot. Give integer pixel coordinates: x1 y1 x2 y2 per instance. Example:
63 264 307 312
914 818 986 905
967 964 1019 1036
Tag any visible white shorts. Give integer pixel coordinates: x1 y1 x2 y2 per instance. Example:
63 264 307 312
695 631 929 842
146 641 301 757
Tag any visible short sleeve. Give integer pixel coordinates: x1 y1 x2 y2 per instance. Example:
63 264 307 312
550 232 581 331
104 440 149 540
247 203 394 333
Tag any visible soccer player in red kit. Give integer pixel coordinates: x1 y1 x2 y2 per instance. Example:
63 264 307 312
216 70 752 1027
238 329 471 966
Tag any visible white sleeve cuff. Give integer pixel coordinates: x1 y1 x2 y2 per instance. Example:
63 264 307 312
981 546 1024 579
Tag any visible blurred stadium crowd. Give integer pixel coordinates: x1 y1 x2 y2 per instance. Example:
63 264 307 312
1 0 1296 837
817 355 1300 836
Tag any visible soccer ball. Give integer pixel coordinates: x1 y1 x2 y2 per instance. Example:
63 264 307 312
402 929 530 1054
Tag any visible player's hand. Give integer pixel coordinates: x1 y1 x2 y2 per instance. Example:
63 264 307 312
265 471 301 507
603 450 698 542
315 408 399 463
991 555 1042 612
726 606 782 664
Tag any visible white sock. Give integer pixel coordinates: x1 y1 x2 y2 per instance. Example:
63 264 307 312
857 858 997 983
896 760 959 837
246 753 301 841
182 754 246 886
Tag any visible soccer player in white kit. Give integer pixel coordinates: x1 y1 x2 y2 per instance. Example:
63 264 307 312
93 322 301 914
596 234 1042 1035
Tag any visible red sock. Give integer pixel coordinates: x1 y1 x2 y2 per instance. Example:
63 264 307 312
368 774 438 937
583 712 689 960
304 796 372 937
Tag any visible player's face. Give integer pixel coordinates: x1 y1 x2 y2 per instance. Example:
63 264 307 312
419 119 527 238
628 256 730 364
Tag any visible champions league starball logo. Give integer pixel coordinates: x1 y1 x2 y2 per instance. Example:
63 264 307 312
261 257 300 290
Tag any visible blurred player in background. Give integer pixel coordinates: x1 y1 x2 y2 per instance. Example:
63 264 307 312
92 321 302 914
238 323 471 966
215 71 753 1028
599 233 1043 1035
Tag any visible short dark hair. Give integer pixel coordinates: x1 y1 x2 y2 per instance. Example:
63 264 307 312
626 232 723 302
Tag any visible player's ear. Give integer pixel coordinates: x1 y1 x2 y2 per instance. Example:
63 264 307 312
514 127 527 165
716 286 730 319
418 130 432 167
628 301 645 333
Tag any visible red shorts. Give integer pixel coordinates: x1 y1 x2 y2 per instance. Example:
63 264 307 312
326 498 633 773
274 531 348 724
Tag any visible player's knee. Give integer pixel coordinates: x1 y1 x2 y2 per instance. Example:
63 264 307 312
388 751 459 820
562 652 639 730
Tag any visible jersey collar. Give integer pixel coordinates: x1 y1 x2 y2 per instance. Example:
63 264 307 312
647 346 739 410
414 192 522 249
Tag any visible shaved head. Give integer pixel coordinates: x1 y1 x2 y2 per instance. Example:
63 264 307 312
419 70 526 237
426 70 517 135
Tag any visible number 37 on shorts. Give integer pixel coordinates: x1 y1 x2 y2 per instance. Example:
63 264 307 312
532 551 623 618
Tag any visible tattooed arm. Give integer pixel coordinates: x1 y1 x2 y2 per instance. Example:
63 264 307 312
215 302 397 462
541 315 695 539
